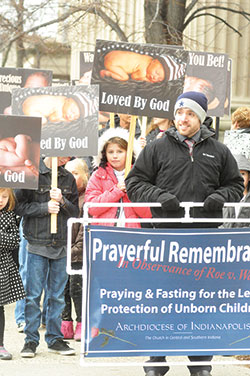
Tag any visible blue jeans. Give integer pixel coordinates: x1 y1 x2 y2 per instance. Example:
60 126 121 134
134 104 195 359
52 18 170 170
15 227 28 324
24 252 68 346
15 224 48 326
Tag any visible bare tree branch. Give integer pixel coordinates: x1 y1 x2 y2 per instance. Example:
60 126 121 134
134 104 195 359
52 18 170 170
185 12 242 36
1 41 13 67
89 7 128 41
184 0 199 18
184 5 250 30
0 3 128 53
148 0 161 29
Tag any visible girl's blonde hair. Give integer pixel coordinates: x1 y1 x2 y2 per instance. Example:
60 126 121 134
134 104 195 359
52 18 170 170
65 158 89 189
0 188 15 211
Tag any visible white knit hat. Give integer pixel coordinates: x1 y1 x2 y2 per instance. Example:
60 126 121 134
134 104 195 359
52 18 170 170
174 91 208 123
93 127 142 167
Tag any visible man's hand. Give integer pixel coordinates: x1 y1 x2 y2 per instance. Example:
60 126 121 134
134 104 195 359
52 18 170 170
204 194 225 211
50 187 63 203
48 199 60 214
159 193 180 211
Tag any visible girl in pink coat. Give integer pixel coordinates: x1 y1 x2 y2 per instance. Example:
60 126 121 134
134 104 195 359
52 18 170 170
85 127 151 227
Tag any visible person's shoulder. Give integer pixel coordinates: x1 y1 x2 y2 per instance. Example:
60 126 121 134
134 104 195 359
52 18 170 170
203 116 216 135
2 209 16 220
146 128 160 142
200 124 216 138
142 134 169 156
4 209 15 216
240 128 250 134
59 165 76 182
152 127 176 145
206 135 229 151
90 166 107 180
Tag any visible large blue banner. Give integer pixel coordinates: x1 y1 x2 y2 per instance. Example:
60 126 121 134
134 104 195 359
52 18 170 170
84 226 250 357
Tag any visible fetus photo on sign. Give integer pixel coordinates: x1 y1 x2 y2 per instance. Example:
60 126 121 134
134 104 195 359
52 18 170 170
97 49 186 85
99 50 186 84
91 40 188 118
21 94 83 125
12 86 98 128
0 115 41 189
12 85 99 157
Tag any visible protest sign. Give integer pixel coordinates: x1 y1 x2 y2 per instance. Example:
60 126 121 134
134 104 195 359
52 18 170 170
0 115 41 189
79 51 94 84
52 79 70 87
91 40 188 119
0 68 52 115
79 51 110 125
11 85 99 157
84 226 250 357
185 51 229 117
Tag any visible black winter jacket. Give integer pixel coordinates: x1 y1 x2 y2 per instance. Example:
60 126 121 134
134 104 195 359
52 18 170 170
15 159 79 246
126 125 244 228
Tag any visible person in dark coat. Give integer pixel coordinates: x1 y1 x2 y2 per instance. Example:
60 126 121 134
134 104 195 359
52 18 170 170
125 91 244 376
15 157 79 358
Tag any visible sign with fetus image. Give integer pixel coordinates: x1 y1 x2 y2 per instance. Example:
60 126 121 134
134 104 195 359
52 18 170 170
91 39 188 119
0 115 41 189
11 85 99 157
0 67 52 115
185 51 229 117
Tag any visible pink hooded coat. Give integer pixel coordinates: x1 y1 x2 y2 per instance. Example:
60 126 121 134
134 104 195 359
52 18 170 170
84 127 151 227
84 162 151 227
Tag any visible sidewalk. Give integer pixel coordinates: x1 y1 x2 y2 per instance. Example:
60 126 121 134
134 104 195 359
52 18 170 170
2 303 250 376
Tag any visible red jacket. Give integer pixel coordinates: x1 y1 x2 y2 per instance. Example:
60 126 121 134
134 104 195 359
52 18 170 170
84 163 151 227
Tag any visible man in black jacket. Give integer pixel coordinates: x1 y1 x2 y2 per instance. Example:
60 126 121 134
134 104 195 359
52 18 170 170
126 91 244 376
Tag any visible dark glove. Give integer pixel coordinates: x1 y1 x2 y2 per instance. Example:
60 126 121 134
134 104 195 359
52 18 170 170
159 193 180 211
204 194 225 211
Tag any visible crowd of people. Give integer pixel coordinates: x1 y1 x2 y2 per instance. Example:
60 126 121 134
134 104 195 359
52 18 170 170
0 88 249 376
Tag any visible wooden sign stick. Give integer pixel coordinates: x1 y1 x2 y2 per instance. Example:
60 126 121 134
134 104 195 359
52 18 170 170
109 113 115 128
51 157 58 234
124 115 136 178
